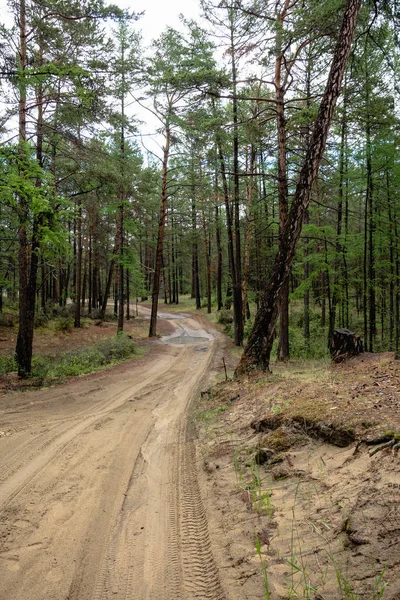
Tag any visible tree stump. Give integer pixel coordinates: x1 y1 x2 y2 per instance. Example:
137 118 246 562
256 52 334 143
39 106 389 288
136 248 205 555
329 328 363 363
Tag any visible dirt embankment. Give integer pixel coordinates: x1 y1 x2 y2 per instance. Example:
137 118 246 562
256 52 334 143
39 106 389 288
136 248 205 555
195 353 400 600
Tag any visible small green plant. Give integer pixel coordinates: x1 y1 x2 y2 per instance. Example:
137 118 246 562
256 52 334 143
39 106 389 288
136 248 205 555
271 396 290 415
373 569 387 600
0 312 15 327
0 354 17 375
233 448 245 483
89 308 117 322
252 488 274 516
198 404 227 422
334 565 360 600
255 534 271 600
51 316 74 332
244 455 275 516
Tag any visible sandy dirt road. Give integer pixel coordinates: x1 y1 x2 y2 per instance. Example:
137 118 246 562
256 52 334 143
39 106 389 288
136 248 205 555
0 311 226 600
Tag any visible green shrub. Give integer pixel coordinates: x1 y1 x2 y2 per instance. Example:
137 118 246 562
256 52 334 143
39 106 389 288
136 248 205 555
0 312 16 327
47 347 106 378
34 310 50 328
52 316 74 332
87 308 117 322
102 311 118 322
244 317 254 339
45 334 136 379
44 302 76 319
272 324 330 360
32 333 137 381
217 309 233 325
97 333 136 361
223 323 233 338
88 308 103 320
0 355 17 375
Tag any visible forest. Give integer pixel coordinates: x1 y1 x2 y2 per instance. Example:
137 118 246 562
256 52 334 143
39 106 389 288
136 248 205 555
0 0 398 377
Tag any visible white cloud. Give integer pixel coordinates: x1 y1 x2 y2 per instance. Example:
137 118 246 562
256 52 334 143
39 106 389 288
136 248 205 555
115 0 200 47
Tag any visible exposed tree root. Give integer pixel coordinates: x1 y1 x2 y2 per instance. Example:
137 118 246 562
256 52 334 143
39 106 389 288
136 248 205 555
354 433 400 456
369 439 396 456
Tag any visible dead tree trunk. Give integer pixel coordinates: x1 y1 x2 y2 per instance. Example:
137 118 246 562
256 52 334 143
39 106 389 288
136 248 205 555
329 328 363 362
235 0 362 375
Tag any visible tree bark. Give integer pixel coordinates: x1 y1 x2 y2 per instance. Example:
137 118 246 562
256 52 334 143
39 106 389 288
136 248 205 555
242 144 255 325
387 168 395 350
329 91 347 341
235 0 362 375
304 209 310 343
117 205 124 332
228 11 244 345
126 270 130 320
215 204 223 311
74 162 83 327
191 182 201 310
216 134 237 315
199 160 212 314
100 244 118 319
149 122 171 337
16 6 49 376
16 0 29 375
275 5 290 361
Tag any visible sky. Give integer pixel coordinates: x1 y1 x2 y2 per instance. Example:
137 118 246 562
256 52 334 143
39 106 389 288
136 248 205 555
119 0 201 46
0 0 201 42
0 0 203 160
115 0 203 160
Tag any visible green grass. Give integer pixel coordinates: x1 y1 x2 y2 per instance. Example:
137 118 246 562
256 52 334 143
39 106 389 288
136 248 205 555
0 333 139 385
195 404 228 423
255 533 271 600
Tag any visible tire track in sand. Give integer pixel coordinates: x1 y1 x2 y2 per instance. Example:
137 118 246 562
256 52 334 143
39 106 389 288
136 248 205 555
89 338 225 600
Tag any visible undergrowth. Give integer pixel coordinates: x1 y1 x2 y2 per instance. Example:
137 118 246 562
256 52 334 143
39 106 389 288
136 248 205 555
0 333 137 384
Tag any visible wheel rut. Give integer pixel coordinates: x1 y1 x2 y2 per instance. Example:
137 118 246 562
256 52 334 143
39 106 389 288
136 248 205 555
179 437 226 600
0 313 226 600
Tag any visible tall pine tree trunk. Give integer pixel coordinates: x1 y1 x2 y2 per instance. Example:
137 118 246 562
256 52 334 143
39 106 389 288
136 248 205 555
216 134 236 316
275 11 290 361
242 144 255 325
15 0 31 376
191 183 201 310
149 122 171 337
215 203 223 311
74 160 83 327
236 0 362 375
229 19 243 345
117 204 124 332
199 160 211 313
329 88 347 341
16 4 42 376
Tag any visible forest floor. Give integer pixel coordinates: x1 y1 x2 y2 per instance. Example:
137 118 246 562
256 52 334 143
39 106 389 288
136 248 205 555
0 312 150 393
0 305 399 599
